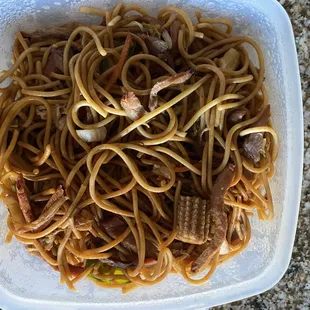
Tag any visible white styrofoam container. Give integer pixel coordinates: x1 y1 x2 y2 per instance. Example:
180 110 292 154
0 0 303 309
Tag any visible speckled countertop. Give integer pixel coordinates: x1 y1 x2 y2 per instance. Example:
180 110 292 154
0 1 308 310
214 0 310 309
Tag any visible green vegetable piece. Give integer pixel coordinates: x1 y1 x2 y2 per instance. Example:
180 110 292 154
128 41 137 58
84 259 98 269
99 59 109 73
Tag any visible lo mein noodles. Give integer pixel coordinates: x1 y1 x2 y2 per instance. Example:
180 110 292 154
0 3 279 293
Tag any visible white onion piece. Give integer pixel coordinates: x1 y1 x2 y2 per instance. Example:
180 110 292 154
162 29 172 49
76 127 107 143
218 48 240 70
219 239 230 255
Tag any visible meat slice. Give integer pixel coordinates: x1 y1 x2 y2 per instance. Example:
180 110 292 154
191 164 235 273
21 23 79 43
243 105 270 164
120 92 147 121
227 109 246 128
40 185 65 214
243 133 264 163
43 48 64 77
18 186 67 233
142 35 169 55
139 34 175 70
149 69 195 111
16 174 34 223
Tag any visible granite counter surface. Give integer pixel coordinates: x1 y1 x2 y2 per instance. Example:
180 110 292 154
214 0 310 309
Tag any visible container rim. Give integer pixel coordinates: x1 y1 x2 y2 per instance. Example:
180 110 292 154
0 0 303 309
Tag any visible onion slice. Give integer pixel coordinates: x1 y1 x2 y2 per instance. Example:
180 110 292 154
162 29 172 49
76 127 107 142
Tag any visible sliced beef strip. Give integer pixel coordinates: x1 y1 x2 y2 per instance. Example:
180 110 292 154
243 105 270 164
191 164 235 273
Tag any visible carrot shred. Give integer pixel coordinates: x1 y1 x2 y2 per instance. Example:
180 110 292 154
105 33 132 92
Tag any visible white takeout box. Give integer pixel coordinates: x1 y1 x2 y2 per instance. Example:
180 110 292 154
0 0 303 309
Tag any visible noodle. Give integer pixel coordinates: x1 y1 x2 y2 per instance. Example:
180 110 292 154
0 3 279 293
